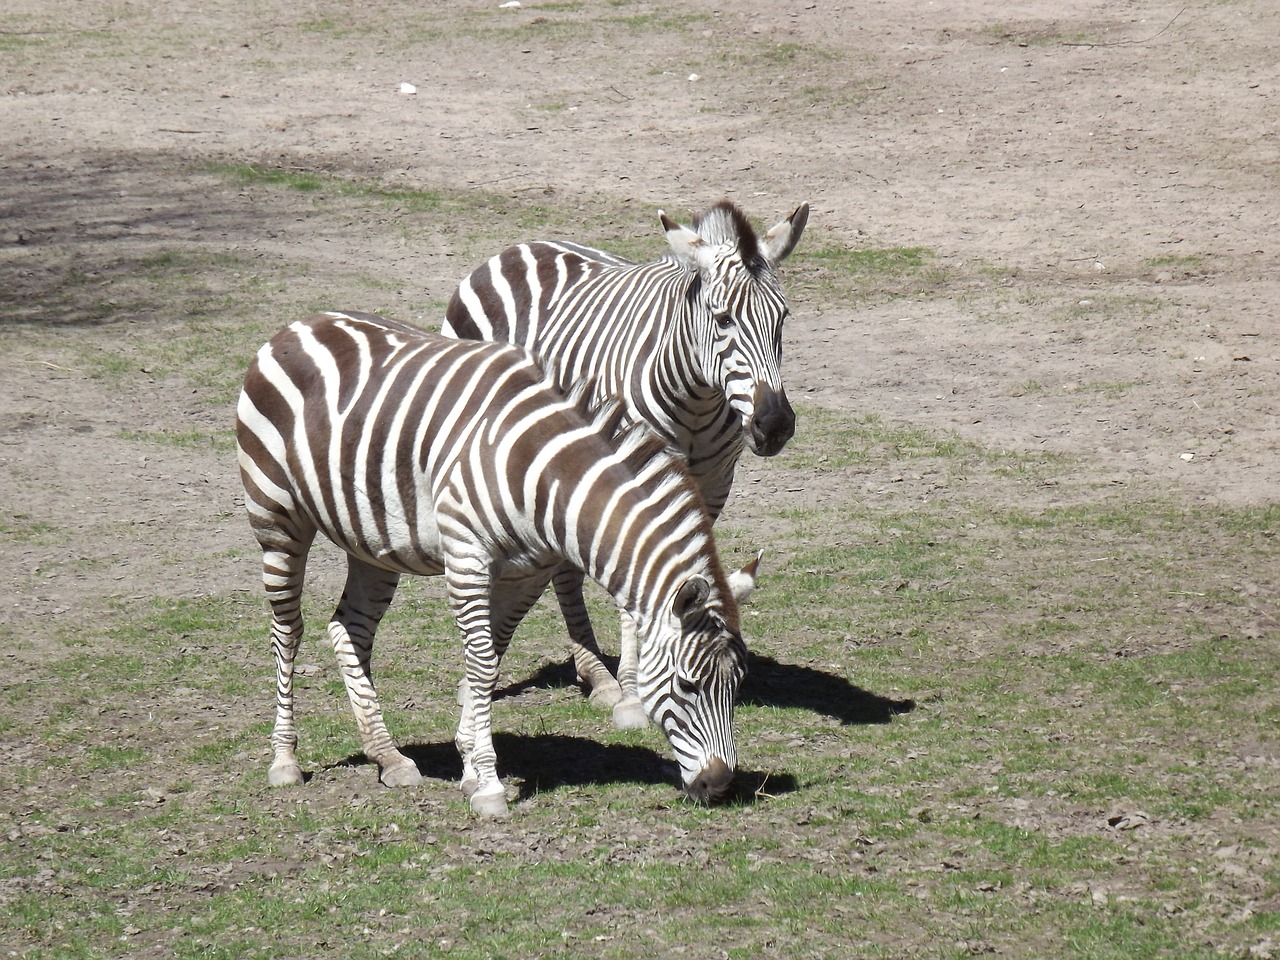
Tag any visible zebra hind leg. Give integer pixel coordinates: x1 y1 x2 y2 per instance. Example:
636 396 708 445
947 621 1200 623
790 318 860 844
553 567 624 710
329 557 421 788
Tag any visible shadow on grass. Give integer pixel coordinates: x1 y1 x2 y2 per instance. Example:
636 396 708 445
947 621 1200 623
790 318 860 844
741 652 916 725
332 734 797 806
498 652 915 726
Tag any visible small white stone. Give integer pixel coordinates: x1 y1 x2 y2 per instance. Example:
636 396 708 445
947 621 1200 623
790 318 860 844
399 82 417 95
1180 452 1195 461
688 73 700 82
499 1 521 7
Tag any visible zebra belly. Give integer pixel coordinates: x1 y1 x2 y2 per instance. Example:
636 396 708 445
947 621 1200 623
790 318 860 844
310 487 449 578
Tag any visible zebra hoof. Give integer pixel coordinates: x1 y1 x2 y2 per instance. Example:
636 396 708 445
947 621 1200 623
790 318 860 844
268 760 304 787
381 760 422 788
469 786 510 819
586 682 624 710
612 698 649 730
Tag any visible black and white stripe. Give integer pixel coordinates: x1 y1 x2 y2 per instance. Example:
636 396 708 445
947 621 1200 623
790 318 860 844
236 311 746 816
443 201 807 725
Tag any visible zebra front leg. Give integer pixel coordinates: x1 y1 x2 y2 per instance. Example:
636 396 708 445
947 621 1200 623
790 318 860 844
453 644 507 817
451 563 549 817
330 557 421 788
612 611 649 730
263 545 311 786
553 566 623 709
447 559 510 817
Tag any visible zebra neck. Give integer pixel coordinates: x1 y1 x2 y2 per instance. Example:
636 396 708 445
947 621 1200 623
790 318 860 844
643 301 729 423
544 440 711 623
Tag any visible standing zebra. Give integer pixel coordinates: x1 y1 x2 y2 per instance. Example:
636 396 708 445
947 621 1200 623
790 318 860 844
443 200 807 727
236 311 748 817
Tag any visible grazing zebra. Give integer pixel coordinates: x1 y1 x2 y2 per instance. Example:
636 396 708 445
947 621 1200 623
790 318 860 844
235 311 748 817
443 200 807 727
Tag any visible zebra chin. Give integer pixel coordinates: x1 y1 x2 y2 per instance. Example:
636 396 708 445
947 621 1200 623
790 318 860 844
682 757 736 806
745 384 796 457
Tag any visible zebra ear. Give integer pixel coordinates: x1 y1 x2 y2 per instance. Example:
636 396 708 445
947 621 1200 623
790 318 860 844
660 210 717 275
672 575 712 624
761 202 810 266
726 549 764 604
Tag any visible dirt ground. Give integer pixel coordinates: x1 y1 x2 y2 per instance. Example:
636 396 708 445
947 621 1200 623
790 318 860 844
4 0 1277 608
1 0 1277 953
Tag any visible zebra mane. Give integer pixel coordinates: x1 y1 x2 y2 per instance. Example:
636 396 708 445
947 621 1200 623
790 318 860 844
565 377 628 440
693 200 767 275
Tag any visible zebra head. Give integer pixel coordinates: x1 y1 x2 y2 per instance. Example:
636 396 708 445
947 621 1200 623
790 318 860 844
661 201 809 458
640 574 748 805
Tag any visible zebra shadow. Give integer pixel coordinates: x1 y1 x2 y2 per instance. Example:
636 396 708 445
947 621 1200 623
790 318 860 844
498 652 915 727
392 735 794 806
740 652 916 725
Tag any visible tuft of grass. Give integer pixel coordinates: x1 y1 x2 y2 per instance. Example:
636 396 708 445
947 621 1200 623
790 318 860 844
117 427 238 453
0 514 65 545
795 244 957 304
808 245 932 274
1145 254 1204 268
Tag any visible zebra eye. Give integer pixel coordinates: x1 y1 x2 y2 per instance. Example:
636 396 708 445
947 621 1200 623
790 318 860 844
714 312 733 329
675 675 699 697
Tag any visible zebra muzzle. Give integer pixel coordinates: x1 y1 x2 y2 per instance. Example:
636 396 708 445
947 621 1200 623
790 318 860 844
747 384 795 457
684 756 735 806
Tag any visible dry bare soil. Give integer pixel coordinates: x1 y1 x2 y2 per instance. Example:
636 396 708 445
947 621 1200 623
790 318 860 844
2 1 1277 958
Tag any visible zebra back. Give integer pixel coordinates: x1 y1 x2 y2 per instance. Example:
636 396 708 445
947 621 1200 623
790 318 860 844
237 310 742 637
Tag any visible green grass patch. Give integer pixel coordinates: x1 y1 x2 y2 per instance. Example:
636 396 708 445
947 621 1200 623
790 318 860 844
808 245 932 274
7 354 1277 959
795 244 957 303
784 404 1056 484
1145 254 1205 268
117 427 238 453
0 514 65 545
